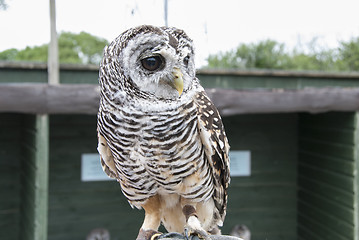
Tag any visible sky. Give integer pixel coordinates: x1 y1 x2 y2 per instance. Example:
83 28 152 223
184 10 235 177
1 0 359 67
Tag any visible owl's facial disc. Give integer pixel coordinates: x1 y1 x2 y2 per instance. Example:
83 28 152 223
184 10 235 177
119 30 194 100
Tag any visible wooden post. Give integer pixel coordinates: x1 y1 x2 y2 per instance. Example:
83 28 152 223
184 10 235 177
164 0 168 27
20 1 57 239
48 0 59 85
19 115 49 240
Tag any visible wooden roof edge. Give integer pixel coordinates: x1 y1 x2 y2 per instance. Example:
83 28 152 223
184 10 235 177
197 68 359 79
1 84 359 115
2 61 359 79
0 61 99 71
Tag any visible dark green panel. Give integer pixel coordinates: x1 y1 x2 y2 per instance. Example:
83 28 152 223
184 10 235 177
0 68 48 83
298 214 349 240
222 114 297 240
0 65 99 84
60 69 98 84
0 114 22 240
197 72 359 89
48 115 143 240
298 112 357 240
354 113 359 240
299 152 354 176
298 176 354 208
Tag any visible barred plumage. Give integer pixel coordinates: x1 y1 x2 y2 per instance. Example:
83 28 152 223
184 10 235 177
97 25 230 239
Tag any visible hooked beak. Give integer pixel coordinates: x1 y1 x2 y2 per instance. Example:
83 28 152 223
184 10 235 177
170 67 184 96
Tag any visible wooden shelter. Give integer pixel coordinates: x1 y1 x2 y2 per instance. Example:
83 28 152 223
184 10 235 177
0 62 358 240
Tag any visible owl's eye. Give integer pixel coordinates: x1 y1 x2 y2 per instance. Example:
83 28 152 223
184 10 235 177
141 56 164 71
183 55 190 66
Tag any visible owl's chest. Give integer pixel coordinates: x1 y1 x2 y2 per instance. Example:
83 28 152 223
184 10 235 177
107 104 209 196
113 104 196 161
121 112 198 158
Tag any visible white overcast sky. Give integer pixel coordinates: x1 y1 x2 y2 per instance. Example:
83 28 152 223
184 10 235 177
1 0 359 66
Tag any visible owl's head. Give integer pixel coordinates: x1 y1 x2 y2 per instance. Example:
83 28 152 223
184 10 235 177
101 25 196 101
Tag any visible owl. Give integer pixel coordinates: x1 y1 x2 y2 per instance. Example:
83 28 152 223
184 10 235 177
97 25 230 240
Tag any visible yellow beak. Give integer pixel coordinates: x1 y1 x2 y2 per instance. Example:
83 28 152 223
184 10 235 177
171 67 184 96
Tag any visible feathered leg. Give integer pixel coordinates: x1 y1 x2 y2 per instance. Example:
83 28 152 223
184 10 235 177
182 204 209 240
136 195 162 240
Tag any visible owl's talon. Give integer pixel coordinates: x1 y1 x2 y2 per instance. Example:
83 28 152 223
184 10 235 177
150 233 163 240
184 227 209 240
136 229 162 240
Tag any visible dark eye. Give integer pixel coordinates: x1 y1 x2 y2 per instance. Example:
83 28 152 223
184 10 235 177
183 55 190 66
141 56 164 71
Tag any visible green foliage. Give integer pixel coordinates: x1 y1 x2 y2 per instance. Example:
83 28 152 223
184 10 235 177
285 48 341 71
15 45 48 62
338 37 359 70
0 48 19 60
58 32 108 64
208 40 287 69
207 37 359 72
0 31 108 65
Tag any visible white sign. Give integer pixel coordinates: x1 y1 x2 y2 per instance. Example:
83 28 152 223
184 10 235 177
229 151 251 177
81 153 115 182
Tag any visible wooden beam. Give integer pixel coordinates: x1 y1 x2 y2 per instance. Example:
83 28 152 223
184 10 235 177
205 88 359 116
197 68 359 79
1 84 359 115
0 84 99 114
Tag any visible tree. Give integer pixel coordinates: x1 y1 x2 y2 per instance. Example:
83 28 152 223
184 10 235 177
0 49 18 60
338 37 359 71
207 40 288 69
15 45 48 62
58 32 108 64
206 38 359 72
285 48 340 71
0 31 108 65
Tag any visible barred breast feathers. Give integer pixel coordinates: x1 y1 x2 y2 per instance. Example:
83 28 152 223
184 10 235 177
98 84 211 201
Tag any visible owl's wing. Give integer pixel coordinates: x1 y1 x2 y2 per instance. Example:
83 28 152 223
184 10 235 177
97 132 118 179
194 90 230 225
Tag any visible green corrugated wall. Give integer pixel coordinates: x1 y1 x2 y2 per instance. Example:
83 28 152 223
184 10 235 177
0 114 49 240
223 114 298 240
46 114 298 240
48 115 142 240
0 114 22 240
298 112 359 240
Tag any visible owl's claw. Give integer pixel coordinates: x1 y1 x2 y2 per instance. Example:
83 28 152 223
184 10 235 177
136 229 162 240
184 227 209 240
150 233 163 240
